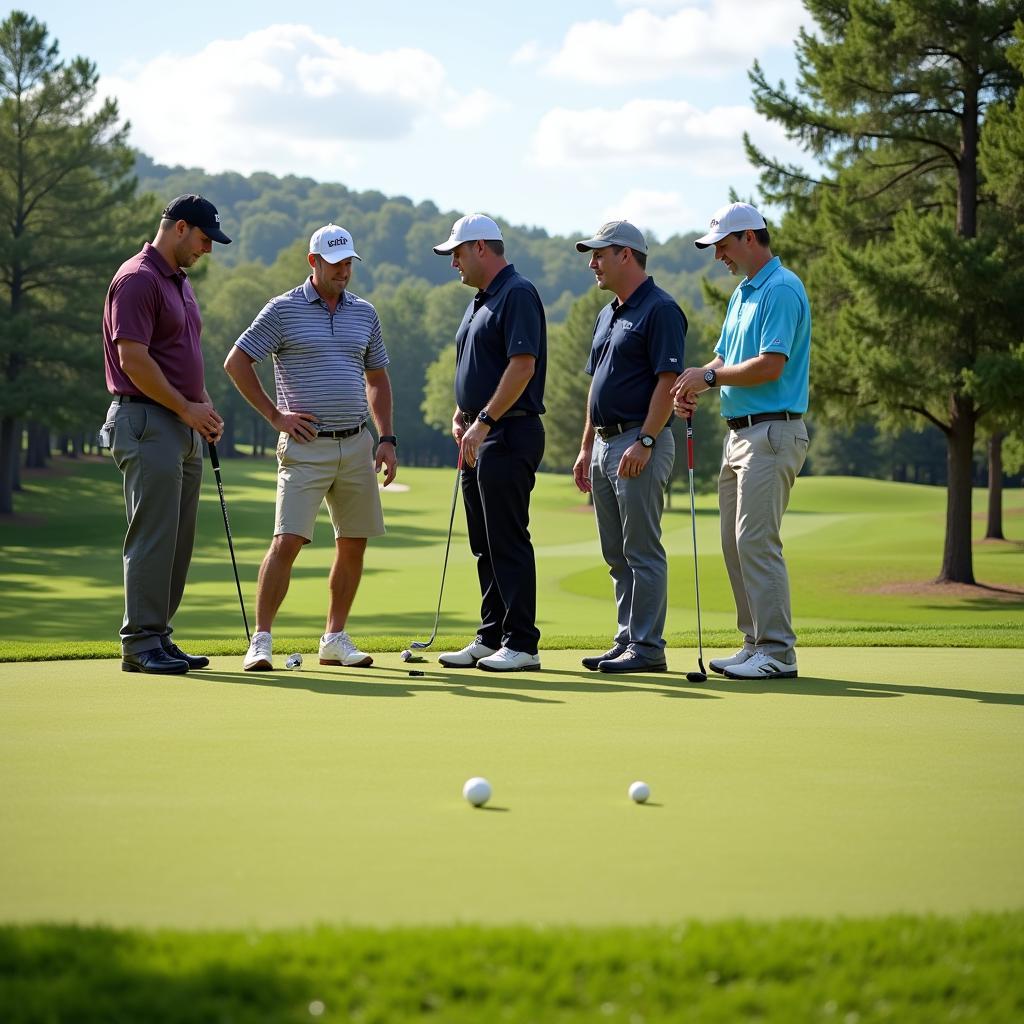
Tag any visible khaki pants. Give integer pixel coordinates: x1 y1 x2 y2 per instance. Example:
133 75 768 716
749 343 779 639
718 418 809 661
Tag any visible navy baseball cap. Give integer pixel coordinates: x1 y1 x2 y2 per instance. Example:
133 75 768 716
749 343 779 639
162 194 231 244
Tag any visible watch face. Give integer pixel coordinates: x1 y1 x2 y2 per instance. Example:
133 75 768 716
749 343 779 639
640 435 654 448
704 370 716 385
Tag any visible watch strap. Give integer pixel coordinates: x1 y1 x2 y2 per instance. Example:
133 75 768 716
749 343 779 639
478 410 497 427
378 434 398 446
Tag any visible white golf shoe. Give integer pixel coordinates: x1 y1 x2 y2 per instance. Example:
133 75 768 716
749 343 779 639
476 647 541 672
243 631 273 672
438 638 497 668
723 651 798 680
709 648 755 675
319 631 373 667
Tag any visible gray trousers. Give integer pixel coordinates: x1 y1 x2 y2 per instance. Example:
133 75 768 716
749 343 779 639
719 418 809 662
108 400 203 655
591 428 675 656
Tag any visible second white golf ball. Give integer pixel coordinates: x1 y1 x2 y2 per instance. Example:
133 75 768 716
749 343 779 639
285 652 303 670
628 780 650 804
463 777 492 807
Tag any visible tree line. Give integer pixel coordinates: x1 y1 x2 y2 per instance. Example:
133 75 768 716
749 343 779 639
2 7 1021 585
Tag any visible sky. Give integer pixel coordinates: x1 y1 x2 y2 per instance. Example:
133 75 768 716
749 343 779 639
25 0 814 241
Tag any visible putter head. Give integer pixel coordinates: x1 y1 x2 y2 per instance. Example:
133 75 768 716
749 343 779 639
685 671 708 683
409 640 432 650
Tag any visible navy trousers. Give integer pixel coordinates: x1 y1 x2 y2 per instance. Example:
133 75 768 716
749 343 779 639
460 416 545 655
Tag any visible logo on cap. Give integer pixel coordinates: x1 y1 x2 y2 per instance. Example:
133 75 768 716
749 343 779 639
328 237 350 248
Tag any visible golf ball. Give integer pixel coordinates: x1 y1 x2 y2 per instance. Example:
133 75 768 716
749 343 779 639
628 780 650 804
400 649 413 662
463 776 492 807
285 653 303 670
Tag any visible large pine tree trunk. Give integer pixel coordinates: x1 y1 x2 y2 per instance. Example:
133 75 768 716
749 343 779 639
985 432 1005 540
220 407 237 457
25 422 49 468
937 398 976 583
0 416 17 513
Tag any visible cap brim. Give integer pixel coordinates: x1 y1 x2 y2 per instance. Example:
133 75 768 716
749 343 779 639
575 238 611 253
432 240 459 255
694 230 727 249
209 227 232 245
318 250 361 263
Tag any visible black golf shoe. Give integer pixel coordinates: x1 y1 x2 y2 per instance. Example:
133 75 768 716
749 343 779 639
161 641 210 670
122 648 189 675
598 648 667 674
581 644 627 671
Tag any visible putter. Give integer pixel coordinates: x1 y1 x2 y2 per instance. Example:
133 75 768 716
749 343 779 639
403 449 464 659
684 416 708 682
208 441 251 645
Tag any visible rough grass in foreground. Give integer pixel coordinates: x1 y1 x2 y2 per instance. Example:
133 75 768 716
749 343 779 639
0 622 1021 662
1 913 1022 1023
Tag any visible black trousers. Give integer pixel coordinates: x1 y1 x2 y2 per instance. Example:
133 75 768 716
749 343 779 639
461 416 545 654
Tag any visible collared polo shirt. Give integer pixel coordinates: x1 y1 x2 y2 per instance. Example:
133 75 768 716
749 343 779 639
585 276 687 426
234 278 388 431
454 264 547 415
715 256 811 418
102 242 206 401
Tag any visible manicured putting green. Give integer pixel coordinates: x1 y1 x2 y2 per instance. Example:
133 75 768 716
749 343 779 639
1 648 1021 929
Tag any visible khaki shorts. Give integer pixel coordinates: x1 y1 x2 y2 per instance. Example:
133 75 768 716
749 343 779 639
275 428 385 542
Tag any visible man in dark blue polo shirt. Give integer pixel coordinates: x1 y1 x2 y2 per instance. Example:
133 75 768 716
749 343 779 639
432 214 547 672
573 221 687 673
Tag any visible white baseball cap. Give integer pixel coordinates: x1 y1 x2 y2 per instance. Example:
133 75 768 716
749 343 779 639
694 202 767 249
432 214 503 255
309 224 361 263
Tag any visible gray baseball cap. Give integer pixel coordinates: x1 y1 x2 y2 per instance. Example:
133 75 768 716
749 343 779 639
575 220 648 255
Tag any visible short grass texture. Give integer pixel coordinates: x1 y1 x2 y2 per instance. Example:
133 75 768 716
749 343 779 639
1 457 1022 1021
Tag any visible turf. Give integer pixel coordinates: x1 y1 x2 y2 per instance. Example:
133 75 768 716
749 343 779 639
0 460 1021 651
2 913 1023 1023
2 648 1021 929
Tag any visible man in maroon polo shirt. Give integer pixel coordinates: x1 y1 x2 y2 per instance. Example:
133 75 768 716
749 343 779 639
101 195 231 674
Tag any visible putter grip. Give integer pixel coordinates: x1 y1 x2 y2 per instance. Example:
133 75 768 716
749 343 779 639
208 441 221 470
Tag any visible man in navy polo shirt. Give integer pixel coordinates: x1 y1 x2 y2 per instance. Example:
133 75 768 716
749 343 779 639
572 221 687 673
432 214 547 672
672 202 810 681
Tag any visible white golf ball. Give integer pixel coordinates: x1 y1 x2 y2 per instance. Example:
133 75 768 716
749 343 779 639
463 777 491 807
285 652 303 670
400 649 413 662
628 780 650 804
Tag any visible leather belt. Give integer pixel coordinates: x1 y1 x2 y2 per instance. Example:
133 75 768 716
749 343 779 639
316 423 365 439
727 412 802 430
114 393 162 407
460 410 534 426
594 420 644 441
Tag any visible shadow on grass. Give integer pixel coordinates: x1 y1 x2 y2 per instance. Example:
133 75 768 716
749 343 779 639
689 675 1024 706
191 665 722 703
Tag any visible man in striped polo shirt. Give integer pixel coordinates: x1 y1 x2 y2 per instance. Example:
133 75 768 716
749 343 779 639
224 224 398 672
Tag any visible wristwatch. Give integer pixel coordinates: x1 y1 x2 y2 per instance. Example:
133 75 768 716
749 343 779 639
639 434 656 449
378 434 398 447
703 367 718 388
478 410 498 427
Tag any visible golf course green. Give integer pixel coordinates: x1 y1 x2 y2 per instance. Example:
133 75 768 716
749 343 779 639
1 458 1021 1021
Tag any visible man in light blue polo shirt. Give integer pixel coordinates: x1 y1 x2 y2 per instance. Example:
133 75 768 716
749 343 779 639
672 203 810 680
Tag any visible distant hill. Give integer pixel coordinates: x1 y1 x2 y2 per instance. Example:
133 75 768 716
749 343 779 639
134 153 726 317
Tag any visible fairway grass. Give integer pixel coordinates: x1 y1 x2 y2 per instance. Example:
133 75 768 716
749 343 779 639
2 648 1021 929
0 460 1021 652
2 913 1023 1023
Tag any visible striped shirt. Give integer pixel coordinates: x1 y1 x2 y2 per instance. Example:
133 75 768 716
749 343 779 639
234 278 388 431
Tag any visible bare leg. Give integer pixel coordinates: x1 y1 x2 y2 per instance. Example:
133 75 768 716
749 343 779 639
254 533 305 633
326 536 368 633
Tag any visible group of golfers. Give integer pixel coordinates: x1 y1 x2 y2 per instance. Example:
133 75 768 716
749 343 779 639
101 194 810 681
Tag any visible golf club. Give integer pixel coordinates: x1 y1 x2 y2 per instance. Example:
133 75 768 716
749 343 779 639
403 449 464 659
208 441 251 645
684 416 708 682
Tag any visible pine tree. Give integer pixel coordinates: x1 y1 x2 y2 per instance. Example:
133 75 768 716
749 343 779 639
0 11 144 513
747 0 1024 583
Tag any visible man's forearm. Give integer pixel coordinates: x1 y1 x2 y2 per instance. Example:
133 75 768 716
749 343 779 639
483 356 535 419
366 372 394 436
225 352 279 426
642 375 676 435
119 345 189 416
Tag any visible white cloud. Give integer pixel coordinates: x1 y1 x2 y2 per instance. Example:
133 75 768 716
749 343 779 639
100 24 495 177
510 41 544 65
530 98 801 176
441 89 506 130
601 189 698 240
547 0 808 81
